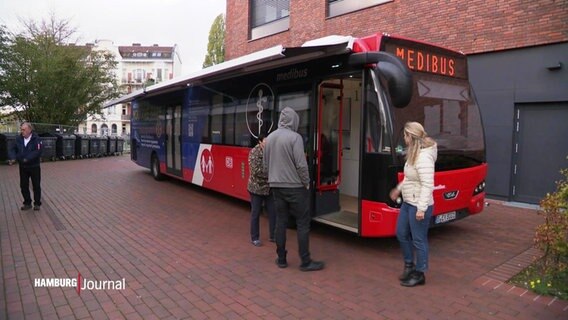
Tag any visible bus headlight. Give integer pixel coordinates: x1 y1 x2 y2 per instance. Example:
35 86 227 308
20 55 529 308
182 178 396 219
473 181 486 195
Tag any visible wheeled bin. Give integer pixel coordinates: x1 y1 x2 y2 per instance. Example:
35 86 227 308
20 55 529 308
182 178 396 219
55 133 76 159
38 136 57 161
116 136 125 155
107 136 117 156
74 134 90 159
89 136 101 157
99 136 108 156
41 133 76 160
0 133 18 162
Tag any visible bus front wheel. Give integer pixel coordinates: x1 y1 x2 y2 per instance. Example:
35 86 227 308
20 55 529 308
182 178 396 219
151 155 164 181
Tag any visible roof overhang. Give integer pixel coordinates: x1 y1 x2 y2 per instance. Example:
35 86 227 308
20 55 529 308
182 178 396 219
104 35 354 107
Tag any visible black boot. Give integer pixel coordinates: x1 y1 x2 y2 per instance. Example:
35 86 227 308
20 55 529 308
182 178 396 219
400 271 425 287
275 250 288 268
398 262 415 281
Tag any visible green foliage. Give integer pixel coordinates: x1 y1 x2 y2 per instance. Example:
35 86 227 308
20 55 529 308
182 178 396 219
535 167 568 273
512 164 568 299
0 16 119 126
202 14 225 68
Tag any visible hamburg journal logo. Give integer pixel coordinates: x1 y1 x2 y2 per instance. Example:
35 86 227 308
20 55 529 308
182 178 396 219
34 273 126 295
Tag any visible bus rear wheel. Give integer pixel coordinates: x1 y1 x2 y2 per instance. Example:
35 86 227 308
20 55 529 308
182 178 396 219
151 155 164 181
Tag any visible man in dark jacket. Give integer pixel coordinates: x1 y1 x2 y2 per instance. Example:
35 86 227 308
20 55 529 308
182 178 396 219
8 122 43 211
263 107 324 272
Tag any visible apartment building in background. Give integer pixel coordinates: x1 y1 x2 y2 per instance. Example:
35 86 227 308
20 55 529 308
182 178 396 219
224 0 568 204
78 40 182 138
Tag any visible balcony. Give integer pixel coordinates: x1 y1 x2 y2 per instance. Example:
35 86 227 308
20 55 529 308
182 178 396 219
121 115 130 121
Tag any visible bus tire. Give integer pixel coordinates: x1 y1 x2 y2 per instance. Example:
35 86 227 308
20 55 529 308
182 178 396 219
151 155 164 181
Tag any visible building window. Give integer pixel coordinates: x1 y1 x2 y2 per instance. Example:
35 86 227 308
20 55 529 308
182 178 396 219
91 124 97 135
327 0 393 18
112 124 118 135
133 69 145 83
250 0 290 40
122 124 127 135
101 124 109 136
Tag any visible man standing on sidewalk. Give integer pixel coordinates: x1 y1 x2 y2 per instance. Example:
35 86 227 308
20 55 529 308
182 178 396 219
8 122 43 211
263 107 324 272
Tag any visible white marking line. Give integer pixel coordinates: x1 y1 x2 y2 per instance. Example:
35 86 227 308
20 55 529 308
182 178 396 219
519 290 528 297
507 286 516 293
547 297 557 306
493 282 503 290
533 295 541 301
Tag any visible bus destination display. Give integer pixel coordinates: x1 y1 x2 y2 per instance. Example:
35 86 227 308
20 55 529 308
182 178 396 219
383 38 467 79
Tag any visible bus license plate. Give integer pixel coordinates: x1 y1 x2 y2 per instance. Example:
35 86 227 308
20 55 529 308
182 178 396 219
434 212 457 224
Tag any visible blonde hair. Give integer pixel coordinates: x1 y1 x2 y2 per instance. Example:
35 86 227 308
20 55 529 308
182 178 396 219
404 122 435 166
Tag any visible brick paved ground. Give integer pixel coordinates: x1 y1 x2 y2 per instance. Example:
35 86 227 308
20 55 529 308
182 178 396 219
1 156 566 319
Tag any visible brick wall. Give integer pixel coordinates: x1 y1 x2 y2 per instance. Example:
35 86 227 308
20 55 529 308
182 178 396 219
225 0 568 59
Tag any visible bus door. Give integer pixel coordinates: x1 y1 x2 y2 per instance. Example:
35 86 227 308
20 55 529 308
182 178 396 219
312 76 362 233
314 82 343 216
165 105 182 176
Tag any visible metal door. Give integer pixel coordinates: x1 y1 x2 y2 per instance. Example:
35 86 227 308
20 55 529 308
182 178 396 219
512 103 568 203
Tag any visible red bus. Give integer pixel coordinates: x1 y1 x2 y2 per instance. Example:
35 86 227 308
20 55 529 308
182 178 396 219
107 33 487 237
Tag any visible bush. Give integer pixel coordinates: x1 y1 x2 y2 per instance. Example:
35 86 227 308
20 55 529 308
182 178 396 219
522 166 568 299
535 167 568 274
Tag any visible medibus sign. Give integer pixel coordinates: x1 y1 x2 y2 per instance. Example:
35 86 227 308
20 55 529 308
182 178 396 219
383 37 468 79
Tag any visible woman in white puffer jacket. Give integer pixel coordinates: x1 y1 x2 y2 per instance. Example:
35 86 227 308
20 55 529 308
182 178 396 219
390 122 437 287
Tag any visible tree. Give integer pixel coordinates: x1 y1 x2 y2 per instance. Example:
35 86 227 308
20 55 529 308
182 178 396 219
0 15 119 127
202 14 225 68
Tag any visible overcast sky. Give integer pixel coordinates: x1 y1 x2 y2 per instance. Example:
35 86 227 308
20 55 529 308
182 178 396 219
0 0 226 74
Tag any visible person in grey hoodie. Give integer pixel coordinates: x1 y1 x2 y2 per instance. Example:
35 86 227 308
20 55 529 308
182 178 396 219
390 121 437 287
263 107 324 272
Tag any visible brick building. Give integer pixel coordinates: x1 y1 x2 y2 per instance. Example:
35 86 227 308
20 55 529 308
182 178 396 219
225 0 568 203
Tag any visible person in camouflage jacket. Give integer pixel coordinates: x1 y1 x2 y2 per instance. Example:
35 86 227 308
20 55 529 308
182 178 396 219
247 134 275 246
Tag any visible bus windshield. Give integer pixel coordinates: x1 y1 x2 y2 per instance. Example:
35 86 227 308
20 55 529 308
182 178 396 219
392 73 486 170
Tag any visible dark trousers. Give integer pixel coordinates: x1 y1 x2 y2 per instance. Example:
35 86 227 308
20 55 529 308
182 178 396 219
20 166 41 206
249 191 276 241
272 187 311 265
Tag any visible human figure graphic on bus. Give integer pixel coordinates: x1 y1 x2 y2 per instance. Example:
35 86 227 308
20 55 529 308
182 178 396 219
390 122 437 287
247 134 276 247
201 152 213 174
263 107 324 272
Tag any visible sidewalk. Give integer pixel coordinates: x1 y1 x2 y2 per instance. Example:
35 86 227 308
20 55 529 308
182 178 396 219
1 156 566 319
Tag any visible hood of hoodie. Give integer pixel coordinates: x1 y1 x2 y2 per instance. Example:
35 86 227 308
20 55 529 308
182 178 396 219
278 107 299 132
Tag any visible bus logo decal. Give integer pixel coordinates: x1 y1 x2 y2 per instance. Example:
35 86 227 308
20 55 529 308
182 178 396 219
246 83 274 139
193 145 214 185
444 191 459 200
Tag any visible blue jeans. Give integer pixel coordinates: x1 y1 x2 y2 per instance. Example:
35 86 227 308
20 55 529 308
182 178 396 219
396 202 433 272
272 187 311 265
249 192 276 241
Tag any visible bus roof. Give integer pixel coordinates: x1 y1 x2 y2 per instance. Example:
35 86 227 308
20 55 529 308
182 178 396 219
104 35 354 107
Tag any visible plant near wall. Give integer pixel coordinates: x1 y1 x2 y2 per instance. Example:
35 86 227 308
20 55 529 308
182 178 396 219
531 164 568 298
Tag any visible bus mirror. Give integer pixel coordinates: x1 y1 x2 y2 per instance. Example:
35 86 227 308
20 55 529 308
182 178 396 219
348 52 413 108
377 61 413 108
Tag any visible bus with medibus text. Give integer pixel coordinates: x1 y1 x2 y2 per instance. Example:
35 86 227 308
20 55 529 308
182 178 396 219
107 33 487 237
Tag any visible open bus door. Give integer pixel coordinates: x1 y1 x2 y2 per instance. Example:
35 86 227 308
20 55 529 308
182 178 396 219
313 82 343 216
